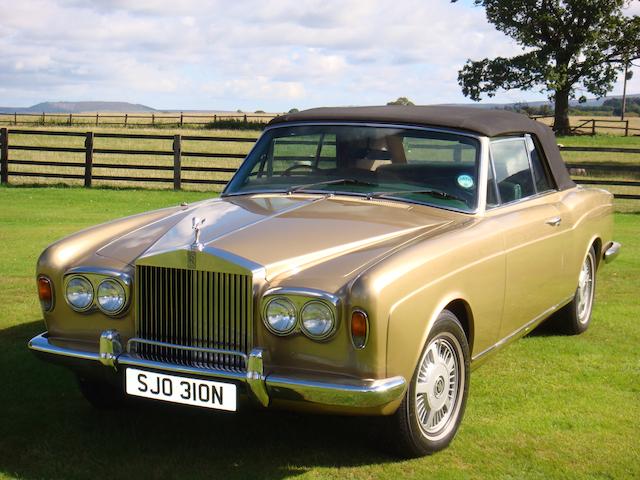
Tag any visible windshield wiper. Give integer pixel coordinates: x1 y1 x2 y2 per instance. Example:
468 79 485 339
366 189 467 204
286 178 377 195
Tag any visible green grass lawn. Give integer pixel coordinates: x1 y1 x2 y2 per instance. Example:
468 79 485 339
1 186 638 479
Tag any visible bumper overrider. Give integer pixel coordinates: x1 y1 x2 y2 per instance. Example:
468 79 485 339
28 330 407 412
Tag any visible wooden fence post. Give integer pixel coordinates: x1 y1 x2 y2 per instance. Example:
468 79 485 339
13 112 17 126
68 113 72 126
124 114 128 127
173 134 181 190
95 113 99 126
214 114 217 124
0 128 8 184
180 112 184 127
591 120 596 136
84 132 94 187
152 113 155 126
243 114 247 125
41 112 45 125
625 120 629 137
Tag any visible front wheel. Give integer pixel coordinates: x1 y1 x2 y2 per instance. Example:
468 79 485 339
388 309 470 457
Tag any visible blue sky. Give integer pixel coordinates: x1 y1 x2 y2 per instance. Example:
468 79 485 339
0 0 638 111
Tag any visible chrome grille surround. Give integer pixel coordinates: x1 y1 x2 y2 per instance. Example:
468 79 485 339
133 248 257 373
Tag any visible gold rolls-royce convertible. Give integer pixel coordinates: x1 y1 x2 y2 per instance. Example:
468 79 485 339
29 106 620 456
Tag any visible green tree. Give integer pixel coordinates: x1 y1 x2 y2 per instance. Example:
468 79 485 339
456 0 640 134
288 108 300 113
387 97 415 106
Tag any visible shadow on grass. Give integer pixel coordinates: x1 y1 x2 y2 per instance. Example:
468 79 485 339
0 321 397 480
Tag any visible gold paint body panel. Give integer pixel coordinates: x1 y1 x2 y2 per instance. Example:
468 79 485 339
35 147 614 416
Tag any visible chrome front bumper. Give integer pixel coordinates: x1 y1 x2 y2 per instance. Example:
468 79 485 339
603 241 621 264
28 331 406 411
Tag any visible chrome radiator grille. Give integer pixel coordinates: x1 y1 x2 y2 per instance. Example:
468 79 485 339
135 265 252 371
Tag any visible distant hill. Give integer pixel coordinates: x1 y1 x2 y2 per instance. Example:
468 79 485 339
0 101 156 113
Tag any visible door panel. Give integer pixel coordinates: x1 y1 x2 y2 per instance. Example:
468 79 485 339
496 198 569 338
487 137 572 338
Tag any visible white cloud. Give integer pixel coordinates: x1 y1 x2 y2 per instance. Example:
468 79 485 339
0 0 634 110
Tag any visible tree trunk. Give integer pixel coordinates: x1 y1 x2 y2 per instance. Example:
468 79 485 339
553 88 571 136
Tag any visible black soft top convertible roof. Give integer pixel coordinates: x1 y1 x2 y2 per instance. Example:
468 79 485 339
269 106 575 190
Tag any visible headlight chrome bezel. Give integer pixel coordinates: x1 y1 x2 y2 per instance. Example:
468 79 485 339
64 275 94 312
96 278 128 315
261 288 339 341
63 269 131 316
263 297 298 336
300 300 336 340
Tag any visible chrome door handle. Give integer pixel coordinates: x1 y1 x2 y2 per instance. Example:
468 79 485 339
545 216 562 227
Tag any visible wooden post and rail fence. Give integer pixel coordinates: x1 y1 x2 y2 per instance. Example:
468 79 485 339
529 115 640 136
0 112 276 128
0 128 639 201
1 113 638 135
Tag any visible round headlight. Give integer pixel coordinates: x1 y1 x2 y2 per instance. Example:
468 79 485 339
66 276 93 311
264 297 297 334
301 301 335 339
97 279 126 314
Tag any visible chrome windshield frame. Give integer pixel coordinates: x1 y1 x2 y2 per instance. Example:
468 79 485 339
221 121 487 215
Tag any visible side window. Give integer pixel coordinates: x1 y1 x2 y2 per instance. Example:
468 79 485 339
489 139 535 204
526 135 554 192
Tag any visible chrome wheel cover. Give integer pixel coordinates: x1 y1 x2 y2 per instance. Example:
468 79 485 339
415 332 465 441
576 253 595 324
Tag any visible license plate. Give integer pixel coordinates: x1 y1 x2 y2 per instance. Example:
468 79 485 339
125 368 237 411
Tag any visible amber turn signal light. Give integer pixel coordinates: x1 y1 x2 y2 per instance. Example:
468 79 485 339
37 275 53 312
351 310 369 349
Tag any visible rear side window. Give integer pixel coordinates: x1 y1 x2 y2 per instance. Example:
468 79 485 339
489 139 535 204
526 135 554 192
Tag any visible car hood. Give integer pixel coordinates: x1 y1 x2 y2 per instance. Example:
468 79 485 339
97 194 459 282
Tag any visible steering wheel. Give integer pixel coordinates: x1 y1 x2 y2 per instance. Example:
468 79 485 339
282 163 320 176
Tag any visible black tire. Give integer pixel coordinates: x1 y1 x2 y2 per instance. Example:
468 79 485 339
388 309 470 457
554 246 597 335
77 376 125 409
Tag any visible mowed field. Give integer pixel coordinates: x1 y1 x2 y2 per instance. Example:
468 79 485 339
0 187 639 479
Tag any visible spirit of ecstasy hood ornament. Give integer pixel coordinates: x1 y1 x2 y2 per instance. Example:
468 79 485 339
191 217 206 251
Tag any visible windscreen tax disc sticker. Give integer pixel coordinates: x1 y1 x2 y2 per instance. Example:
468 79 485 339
457 174 474 189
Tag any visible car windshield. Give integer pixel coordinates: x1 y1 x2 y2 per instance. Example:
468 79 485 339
224 124 480 212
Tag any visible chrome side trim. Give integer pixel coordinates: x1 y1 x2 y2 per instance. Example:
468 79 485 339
28 331 406 409
603 241 621 264
471 295 574 366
